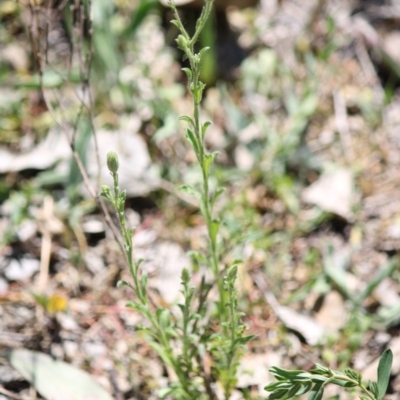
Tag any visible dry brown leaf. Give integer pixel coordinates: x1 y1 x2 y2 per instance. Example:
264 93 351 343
302 168 354 221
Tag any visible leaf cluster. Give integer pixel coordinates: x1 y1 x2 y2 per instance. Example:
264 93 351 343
265 349 393 400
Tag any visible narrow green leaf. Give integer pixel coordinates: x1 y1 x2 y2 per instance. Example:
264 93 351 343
323 246 354 302
265 382 292 391
159 309 171 329
369 381 379 399
201 120 212 138
170 19 181 30
358 258 397 304
179 115 194 126
158 387 174 398
210 219 220 244
179 184 201 199
286 383 302 399
185 127 200 155
210 187 225 207
344 368 361 382
187 251 207 264
309 375 328 383
181 68 192 80
203 151 219 177
140 271 148 290
234 335 257 345
116 280 132 289
296 382 313 396
330 378 357 388
311 364 332 375
377 349 393 400
268 389 289 400
307 382 324 400
269 367 312 381
149 342 173 367
198 46 210 64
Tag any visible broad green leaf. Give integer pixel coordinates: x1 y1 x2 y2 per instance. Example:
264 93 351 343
377 349 393 400
9 349 112 400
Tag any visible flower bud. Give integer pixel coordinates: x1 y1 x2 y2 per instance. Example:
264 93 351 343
176 34 188 51
107 151 119 173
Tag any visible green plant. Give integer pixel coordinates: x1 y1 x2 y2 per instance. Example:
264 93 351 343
100 1 255 398
98 2 394 400
265 348 393 400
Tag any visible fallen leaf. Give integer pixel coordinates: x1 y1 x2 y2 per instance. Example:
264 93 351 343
4 258 40 281
254 273 325 345
0 130 70 173
314 291 347 332
9 349 112 400
302 168 354 221
86 130 160 197
237 352 282 393
133 233 189 303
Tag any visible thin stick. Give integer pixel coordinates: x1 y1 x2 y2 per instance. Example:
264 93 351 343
0 386 25 400
37 195 53 293
333 90 354 163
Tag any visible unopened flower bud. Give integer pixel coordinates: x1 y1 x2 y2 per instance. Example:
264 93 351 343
107 151 119 173
176 34 188 51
